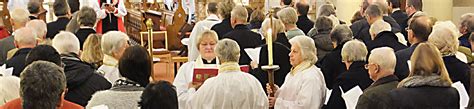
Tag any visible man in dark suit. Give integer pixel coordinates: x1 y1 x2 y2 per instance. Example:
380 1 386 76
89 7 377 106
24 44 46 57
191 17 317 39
404 0 423 34
211 1 235 39
46 0 71 39
388 0 409 43
27 1 42 20
75 7 97 50
0 9 30 65
394 15 431 80
295 2 313 35
223 6 263 65
365 4 407 52
6 28 38 77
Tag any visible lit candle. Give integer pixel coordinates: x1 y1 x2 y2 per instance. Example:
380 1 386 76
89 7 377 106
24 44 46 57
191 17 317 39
267 29 273 66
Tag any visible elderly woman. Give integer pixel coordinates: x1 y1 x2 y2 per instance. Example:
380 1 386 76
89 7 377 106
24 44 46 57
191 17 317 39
309 16 334 60
250 17 291 92
75 6 97 50
325 40 373 109
87 46 151 109
173 30 219 108
186 39 268 108
317 24 353 89
277 7 305 39
267 36 326 108
428 21 471 92
390 43 460 108
317 4 345 26
98 31 130 84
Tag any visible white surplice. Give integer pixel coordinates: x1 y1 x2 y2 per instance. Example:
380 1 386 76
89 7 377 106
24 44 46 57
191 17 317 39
187 14 221 61
98 55 121 84
274 64 327 109
185 63 268 109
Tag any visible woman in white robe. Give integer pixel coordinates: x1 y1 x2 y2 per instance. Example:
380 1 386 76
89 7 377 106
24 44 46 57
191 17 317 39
173 30 219 108
268 35 327 109
185 39 269 109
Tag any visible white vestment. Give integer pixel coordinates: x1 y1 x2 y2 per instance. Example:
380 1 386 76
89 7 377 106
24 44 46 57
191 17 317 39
187 14 221 61
275 65 327 109
185 63 268 109
90 0 128 19
98 55 121 84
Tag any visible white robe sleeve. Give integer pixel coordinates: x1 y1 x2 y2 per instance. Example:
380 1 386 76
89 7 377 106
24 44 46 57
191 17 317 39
113 0 127 17
91 0 107 19
275 73 326 109
173 62 195 96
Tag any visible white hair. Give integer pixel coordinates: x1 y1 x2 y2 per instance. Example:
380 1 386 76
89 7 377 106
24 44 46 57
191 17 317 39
52 32 80 54
14 27 37 46
369 20 391 39
277 7 298 25
341 40 368 62
101 31 130 56
428 21 460 56
10 8 30 26
215 39 240 63
289 35 318 64
0 76 20 105
231 5 248 22
26 20 47 39
369 47 396 73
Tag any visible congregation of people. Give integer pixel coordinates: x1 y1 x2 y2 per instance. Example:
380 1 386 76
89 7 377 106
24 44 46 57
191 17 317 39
0 0 474 109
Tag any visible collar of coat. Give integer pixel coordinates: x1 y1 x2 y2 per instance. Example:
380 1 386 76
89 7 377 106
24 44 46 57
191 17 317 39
398 74 452 88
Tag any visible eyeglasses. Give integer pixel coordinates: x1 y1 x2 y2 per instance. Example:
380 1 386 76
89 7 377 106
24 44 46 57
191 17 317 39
364 63 377 69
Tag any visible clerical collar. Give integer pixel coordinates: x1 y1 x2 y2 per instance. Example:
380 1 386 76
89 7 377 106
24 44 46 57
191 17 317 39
202 58 217 64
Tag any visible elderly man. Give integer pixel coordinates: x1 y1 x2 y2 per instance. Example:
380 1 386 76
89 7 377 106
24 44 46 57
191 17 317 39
52 32 111 106
186 39 268 108
223 6 263 65
459 13 474 49
6 27 37 77
0 8 29 65
188 2 221 62
1 61 83 109
394 15 432 80
278 7 305 39
6 20 50 61
75 7 97 50
46 0 72 39
366 4 407 46
356 47 399 109
98 31 130 84
366 10 407 52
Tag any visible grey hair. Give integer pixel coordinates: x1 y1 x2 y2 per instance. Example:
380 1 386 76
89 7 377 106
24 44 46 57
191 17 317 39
20 61 66 109
14 27 37 46
10 8 30 26
52 32 80 54
26 20 47 39
231 5 248 22
289 35 318 64
77 6 97 27
215 39 241 63
330 24 353 45
369 47 396 73
365 4 382 18
66 12 80 33
341 40 368 62
460 13 474 32
315 16 333 32
428 21 459 56
277 7 298 25
369 20 391 38
101 31 130 56
317 4 335 17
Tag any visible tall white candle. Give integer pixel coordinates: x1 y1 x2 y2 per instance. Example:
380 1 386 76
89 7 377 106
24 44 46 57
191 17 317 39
267 29 273 66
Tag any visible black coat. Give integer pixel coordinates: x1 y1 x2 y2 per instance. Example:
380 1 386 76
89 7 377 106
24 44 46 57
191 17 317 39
263 33 291 49
390 10 409 43
223 24 263 65
356 75 399 109
296 15 314 35
459 33 471 49
62 54 112 106
443 56 471 93
317 43 347 89
350 16 401 43
211 18 233 39
47 17 70 39
394 43 419 80
311 31 333 60
390 76 460 109
366 31 407 52
68 0 80 13
75 28 96 50
324 61 373 109
250 43 291 93
6 48 32 77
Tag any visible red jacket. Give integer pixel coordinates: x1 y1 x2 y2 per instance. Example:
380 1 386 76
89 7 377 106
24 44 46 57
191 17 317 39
1 98 83 109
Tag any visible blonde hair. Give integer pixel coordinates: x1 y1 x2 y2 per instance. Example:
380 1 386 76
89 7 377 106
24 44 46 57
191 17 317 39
261 17 285 41
277 7 298 25
10 8 30 26
195 30 219 50
428 21 459 56
341 40 368 62
81 34 103 66
217 0 235 19
408 43 452 84
231 6 248 22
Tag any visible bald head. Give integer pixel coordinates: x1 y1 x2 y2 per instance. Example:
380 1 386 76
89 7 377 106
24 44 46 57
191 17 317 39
26 20 47 40
230 6 248 28
14 27 37 48
408 15 432 44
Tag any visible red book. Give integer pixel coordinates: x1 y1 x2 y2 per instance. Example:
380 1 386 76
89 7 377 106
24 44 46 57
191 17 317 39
192 65 250 83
